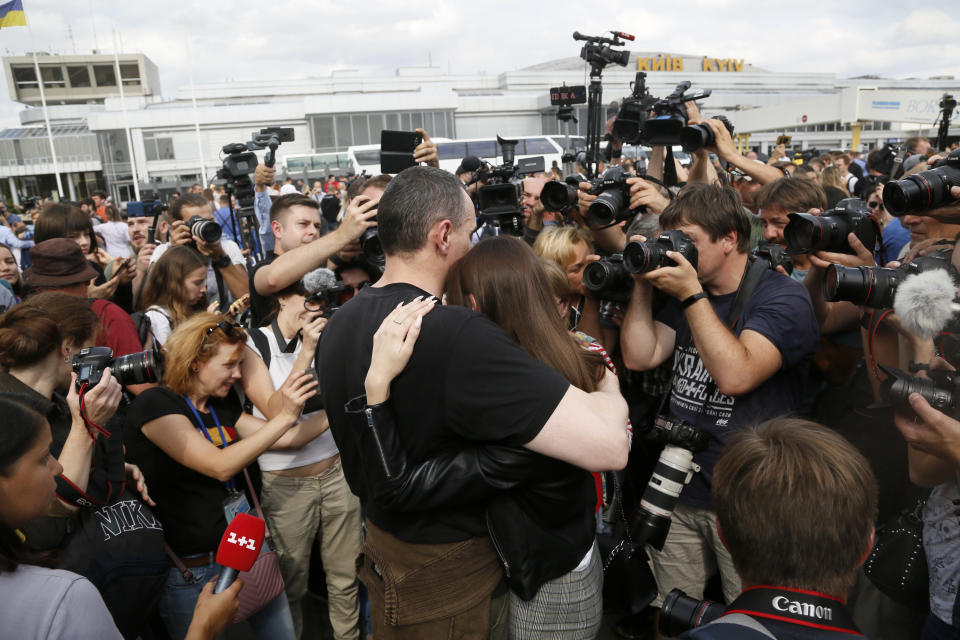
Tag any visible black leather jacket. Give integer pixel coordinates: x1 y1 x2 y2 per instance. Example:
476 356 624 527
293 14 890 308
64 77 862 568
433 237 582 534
345 396 596 601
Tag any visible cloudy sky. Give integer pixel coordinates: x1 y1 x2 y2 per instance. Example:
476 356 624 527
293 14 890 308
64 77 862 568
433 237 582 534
0 0 957 127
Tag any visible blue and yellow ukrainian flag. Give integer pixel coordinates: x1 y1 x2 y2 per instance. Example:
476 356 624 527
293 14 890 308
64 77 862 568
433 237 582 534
0 0 26 30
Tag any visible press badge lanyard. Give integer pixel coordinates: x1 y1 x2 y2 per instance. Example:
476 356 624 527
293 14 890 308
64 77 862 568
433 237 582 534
183 395 237 492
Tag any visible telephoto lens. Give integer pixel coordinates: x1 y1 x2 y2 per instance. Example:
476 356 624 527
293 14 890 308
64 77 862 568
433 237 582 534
540 180 580 212
659 590 725 637
882 150 960 216
112 349 162 387
187 216 222 243
587 189 626 225
633 444 700 551
879 365 960 420
823 265 904 309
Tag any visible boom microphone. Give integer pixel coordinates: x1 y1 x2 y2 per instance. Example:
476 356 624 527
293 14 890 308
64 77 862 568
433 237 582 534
893 269 960 340
214 512 266 593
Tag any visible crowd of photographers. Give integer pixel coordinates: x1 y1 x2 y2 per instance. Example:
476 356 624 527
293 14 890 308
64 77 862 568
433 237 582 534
0 95 958 640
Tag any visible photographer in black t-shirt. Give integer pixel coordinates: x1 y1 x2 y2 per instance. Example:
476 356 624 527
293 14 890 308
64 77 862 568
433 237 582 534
620 183 820 634
320 166 629 638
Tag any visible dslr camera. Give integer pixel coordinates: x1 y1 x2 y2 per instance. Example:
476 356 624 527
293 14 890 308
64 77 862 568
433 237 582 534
659 590 725 636
582 252 633 325
880 365 960 420
540 165 644 227
73 346 162 391
623 230 699 274
882 149 960 217
783 198 879 255
824 246 955 309
186 215 222 244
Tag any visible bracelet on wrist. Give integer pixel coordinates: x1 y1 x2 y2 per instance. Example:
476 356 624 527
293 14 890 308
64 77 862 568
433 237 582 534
681 291 708 309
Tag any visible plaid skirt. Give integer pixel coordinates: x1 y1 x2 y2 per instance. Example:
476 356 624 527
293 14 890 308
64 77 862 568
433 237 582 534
508 541 603 640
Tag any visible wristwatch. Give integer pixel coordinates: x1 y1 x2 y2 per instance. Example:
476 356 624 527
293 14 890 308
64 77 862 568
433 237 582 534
213 255 231 269
681 291 708 309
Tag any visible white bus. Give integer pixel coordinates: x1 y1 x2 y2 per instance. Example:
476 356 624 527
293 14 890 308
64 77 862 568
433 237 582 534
347 135 584 176
281 151 356 177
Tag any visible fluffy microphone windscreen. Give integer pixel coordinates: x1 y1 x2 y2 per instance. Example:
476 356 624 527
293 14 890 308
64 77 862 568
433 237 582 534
894 269 958 340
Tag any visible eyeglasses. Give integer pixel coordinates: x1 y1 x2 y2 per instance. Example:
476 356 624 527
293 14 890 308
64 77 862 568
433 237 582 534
205 320 242 338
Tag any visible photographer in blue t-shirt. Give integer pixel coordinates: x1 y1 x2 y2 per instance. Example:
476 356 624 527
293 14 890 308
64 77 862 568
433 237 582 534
621 182 821 637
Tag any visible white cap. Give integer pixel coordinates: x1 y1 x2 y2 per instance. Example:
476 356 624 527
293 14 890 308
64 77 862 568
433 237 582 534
279 184 299 195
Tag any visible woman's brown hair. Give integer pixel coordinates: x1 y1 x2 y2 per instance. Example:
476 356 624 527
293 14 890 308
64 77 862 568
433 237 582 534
0 305 61 368
23 292 100 349
33 202 98 254
163 312 247 396
445 236 604 392
139 245 208 328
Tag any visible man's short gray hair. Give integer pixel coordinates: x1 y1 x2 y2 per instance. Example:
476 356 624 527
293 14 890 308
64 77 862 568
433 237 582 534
377 166 471 256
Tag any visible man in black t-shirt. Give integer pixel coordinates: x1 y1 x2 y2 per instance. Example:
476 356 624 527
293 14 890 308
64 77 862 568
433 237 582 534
249 181 377 326
621 183 820 624
320 166 629 637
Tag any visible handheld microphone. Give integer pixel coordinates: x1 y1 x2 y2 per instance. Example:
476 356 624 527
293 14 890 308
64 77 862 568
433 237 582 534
214 512 266 594
893 269 960 340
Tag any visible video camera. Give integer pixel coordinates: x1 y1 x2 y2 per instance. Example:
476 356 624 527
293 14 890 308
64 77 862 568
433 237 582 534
474 135 545 237
643 81 713 147
611 72 658 145
217 127 295 262
882 148 960 217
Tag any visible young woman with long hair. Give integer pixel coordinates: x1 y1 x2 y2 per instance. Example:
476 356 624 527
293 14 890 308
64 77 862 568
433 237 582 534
138 245 209 347
347 236 626 639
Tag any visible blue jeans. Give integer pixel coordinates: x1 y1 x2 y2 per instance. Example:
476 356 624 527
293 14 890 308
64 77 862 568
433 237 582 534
159 560 295 640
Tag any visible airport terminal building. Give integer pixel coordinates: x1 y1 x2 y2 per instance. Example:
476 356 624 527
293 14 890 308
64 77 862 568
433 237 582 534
0 50 956 205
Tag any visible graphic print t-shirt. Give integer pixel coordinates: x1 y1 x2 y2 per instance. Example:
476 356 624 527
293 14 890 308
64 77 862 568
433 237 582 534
655 269 819 509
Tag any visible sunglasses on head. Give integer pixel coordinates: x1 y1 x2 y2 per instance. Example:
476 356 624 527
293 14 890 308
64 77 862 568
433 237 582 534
205 320 242 338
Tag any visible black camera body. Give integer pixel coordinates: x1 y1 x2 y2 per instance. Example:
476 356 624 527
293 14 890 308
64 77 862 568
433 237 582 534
585 165 637 225
187 215 222 244
824 246 955 309
73 346 161 391
784 198 879 255
623 230 699 274
582 252 634 325
680 115 734 153
643 81 712 147
880 365 960 420
645 415 710 452
752 242 794 275
883 149 960 216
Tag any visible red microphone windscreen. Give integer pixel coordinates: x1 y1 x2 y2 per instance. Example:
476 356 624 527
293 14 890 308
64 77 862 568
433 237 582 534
616 31 636 41
215 512 266 572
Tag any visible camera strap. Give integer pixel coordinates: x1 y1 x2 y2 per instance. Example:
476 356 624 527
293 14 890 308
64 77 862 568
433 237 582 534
212 263 228 313
54 419 127 509
723 586 859 635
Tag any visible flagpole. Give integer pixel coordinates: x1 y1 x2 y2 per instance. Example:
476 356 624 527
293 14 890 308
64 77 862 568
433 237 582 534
113 27 140 201
184 28 206 185
25 21 64 199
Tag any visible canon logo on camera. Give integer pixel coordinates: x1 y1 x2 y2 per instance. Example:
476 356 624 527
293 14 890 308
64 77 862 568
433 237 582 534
771 596 833 621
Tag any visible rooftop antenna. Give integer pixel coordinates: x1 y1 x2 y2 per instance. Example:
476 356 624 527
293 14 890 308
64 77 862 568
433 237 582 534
88 0 98 52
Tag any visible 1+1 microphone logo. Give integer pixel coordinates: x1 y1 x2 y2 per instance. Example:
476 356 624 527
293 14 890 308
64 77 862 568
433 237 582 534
227 531 257 551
